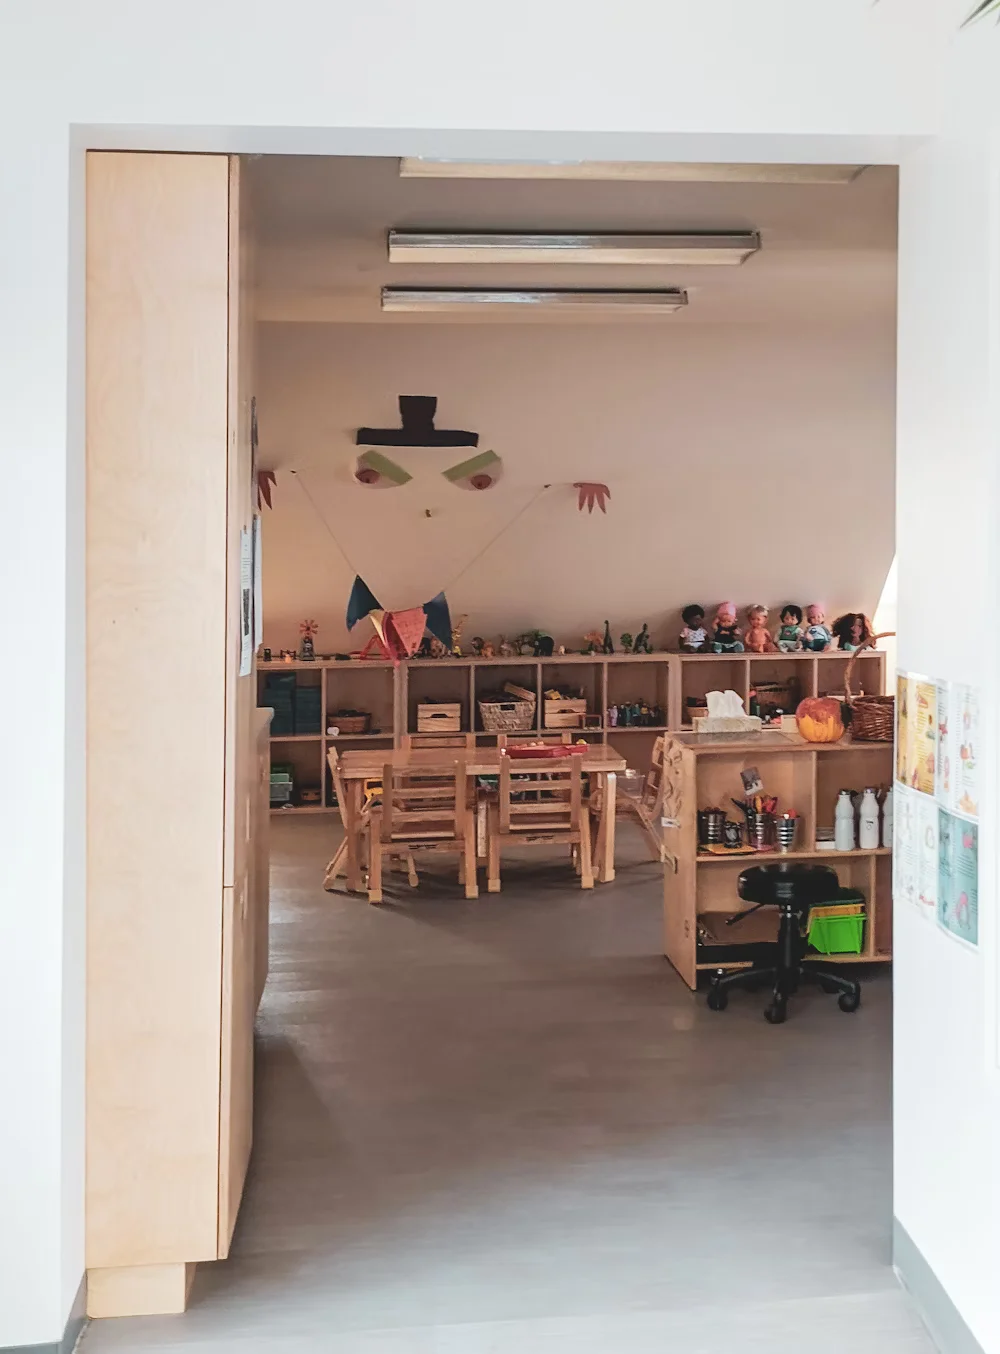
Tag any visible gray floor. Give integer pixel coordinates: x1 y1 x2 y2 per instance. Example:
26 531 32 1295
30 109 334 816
81 820 934 1353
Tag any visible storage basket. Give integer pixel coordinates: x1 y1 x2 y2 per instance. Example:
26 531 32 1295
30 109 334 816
329 710 371 734
844 633 895 741
479 682 536 733
807 899 866 955
544 697 588 729
416 702 462 734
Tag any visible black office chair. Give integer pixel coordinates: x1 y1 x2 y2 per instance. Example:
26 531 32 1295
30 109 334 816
706 862 862 1024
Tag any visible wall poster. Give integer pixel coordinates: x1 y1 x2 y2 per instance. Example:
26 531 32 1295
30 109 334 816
895 671 980 949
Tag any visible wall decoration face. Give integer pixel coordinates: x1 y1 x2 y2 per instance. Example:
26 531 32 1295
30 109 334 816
354 448 503 492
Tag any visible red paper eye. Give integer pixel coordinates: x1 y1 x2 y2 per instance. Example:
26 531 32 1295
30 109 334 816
355 466 381 485
469 473 494 490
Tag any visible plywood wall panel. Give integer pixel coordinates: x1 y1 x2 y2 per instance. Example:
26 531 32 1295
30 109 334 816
86 152 231 1266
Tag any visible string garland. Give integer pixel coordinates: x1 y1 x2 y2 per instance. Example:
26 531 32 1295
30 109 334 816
292 468 552 595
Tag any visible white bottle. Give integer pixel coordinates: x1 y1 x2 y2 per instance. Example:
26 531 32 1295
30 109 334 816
859 787 880 850
881 787 893 849
835 790 856 851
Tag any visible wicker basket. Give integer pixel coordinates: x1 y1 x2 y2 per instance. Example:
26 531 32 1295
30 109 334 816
329 711 371 734
479 682 536 734
844 634 895 742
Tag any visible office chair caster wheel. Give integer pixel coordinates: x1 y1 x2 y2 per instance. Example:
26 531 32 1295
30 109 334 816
838 989 861 1013
764 1000 787 1024
707 985 728 1012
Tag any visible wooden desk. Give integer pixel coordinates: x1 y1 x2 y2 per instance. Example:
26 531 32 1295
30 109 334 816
338 745 626 888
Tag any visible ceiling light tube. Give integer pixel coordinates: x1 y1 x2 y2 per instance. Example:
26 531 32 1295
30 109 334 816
380 287 689 315
387 230 760 266
399 158 865 185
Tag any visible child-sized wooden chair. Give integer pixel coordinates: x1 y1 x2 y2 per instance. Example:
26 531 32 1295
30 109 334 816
368 759 478 904
592 735 667 875
487 755 593 892
323 748 417 892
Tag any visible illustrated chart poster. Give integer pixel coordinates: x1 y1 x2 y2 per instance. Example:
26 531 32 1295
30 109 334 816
893 783 938 918
937 809 979 948
895 674 936 795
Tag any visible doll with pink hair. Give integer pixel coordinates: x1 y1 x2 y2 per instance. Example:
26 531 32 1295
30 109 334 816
712 601 744 653
802 602 833 652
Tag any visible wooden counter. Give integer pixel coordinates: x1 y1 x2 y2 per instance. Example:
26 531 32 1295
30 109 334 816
661 731 894 988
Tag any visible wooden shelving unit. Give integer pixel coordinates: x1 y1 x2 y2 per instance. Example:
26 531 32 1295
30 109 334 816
660 730 894 988
258 649 886 815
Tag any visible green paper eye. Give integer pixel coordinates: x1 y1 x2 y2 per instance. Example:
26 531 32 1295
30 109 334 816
355 450 412 488
443 450 503 491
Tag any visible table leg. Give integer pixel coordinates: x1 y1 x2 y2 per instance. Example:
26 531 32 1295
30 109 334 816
597 771 617 883
345 781 363 892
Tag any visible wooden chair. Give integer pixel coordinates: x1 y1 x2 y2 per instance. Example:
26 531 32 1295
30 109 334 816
323 748 417 892
368 759 478 904
487 755 593 892
592 735 667 875
400 732 476 751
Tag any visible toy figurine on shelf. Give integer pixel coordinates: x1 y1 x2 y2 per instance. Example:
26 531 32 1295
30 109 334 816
774 604 804 652
481 640 496 658
557 644 566 656
498 636 515 658
745 604 777 654
679 604 709 652
620 631 634 652
712 602 744 653
602 621 615 654
299 618 318 661
471 636 485 657
451 613 468 657
607 705 618 727
633 623 653 654
803 602 833 652
832 612 874 652
583 630 604 654
530 631 555 657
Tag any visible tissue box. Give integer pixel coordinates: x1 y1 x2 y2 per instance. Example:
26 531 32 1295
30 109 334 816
693 714 763 734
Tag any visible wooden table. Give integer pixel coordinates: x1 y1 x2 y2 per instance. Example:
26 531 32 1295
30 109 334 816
338 745 626 890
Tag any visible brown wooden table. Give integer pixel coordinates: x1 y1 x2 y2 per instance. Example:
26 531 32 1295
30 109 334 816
338 745 626 890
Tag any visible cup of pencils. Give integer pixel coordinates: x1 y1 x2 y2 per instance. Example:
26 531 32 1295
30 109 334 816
775 811 799 853
747 794 778 850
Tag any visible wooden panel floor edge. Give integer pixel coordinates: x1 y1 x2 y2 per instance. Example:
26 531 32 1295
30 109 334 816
86 152 234 1316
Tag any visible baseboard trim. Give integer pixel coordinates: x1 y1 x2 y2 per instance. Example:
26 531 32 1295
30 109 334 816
2 1271 88 1354
894 1218 984 1354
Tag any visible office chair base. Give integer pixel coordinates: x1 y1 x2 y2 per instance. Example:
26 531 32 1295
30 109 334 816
707 962 861 1022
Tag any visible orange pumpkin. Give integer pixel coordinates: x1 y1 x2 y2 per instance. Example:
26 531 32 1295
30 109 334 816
796 696 845 743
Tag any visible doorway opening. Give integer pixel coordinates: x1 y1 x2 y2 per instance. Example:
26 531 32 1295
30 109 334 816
82 152 913 1351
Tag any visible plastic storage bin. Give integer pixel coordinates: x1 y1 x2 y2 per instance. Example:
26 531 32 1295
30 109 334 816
807 889 866 954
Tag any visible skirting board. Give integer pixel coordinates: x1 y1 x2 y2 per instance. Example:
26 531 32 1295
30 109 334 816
894 1218 984 1354
1 1273 87 1354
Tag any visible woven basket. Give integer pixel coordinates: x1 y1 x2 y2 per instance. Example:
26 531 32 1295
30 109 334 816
479 683 536 733
844 634 895 742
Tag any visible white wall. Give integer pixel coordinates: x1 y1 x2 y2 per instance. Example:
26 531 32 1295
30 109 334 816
0 0 984 1345
893 120 1000 1354
257 321 896 654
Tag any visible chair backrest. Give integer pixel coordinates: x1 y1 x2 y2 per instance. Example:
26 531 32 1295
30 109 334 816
379 759 467 844
400 732 476 751
496 731 572 748
498 755 582 835
642 735 666 813
326 747 352 832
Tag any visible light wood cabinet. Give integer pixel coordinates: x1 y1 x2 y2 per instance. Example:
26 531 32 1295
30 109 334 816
661 731 893 989
86 152 263 1316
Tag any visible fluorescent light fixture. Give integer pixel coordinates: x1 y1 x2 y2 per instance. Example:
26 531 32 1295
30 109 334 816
399 158 865 185
381 287 689 315
388 230 760 266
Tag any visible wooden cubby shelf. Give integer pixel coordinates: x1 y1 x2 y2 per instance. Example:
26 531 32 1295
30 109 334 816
661 729 893 988
257 649 886 816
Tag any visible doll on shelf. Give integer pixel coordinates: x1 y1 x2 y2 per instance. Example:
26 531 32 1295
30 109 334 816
744 604 777 653
679 604 709 652
712 601 745 653
774 603 804 652
802 602 833 652
832 612 874 652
